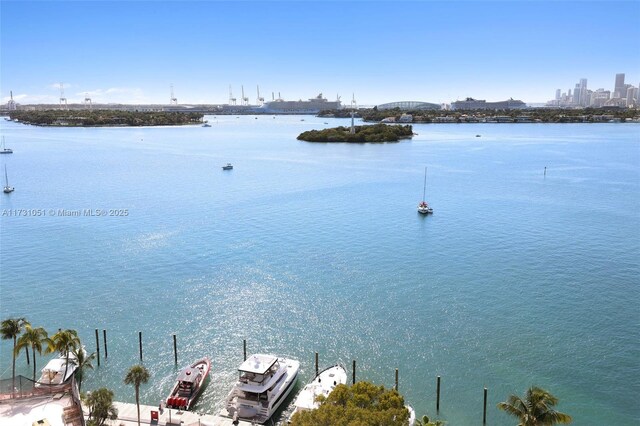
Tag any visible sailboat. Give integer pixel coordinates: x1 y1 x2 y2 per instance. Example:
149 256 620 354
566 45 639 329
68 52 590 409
4 165 14 193
417 167 432 214
1 136 13 154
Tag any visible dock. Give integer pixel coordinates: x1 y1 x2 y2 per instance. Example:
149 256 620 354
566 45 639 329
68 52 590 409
96 401 253 426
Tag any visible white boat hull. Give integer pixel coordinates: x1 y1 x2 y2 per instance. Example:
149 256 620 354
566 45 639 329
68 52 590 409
289 364 347 421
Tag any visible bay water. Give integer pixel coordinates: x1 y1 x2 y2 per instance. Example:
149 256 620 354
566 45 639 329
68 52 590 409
1 116 638 425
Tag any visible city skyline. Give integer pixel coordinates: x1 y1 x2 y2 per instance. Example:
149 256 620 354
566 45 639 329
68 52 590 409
1 1 639 106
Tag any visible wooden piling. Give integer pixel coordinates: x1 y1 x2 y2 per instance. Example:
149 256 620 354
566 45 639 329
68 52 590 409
173 334 178 364
95 329 100 367
483 387 488 424
243 339 247 361
395 368 399 391
138 331 143 361
315 352 319 376
436 376 441 413
103 329 108 358
352 360 356 384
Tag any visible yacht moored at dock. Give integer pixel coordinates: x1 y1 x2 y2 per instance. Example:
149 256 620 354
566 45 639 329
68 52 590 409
165 357 211 410
222 354 299 424
288 364 347 421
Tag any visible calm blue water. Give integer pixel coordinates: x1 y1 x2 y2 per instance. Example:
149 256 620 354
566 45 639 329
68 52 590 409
1 117 639 425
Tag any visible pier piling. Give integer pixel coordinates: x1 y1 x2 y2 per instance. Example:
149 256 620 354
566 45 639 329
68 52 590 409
395 368 399 391
138 331 143 361
173 334 178 364
436 376 441 413
315 352 319 376
95 329 100 367
483 387 488 424
243 339 247 361
352 360 356 384
103 329 108 358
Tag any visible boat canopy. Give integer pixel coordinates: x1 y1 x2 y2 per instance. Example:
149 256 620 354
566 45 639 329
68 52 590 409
239 354 278 375
41 358 67 372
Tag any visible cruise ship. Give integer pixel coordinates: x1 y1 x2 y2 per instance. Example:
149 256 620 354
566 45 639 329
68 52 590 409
258 93 342 114
451 97 526 110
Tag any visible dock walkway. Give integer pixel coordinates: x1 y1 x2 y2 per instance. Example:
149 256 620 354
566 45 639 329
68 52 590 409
91 401 254 426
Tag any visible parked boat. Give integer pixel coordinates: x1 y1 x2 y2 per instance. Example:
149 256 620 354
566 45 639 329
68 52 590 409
222 163 233 170
3 165 14 193
166 357 211 410
0 136 13 154
222 354 299 424
35 348 85 387
417 167 433 214
289 364 347 421
202 122 212 127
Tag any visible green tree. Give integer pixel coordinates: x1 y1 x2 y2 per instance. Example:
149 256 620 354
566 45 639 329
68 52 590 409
289 381 410 426
415 414 446 426
1 317 30 395
83 387 118 426
497 386 572 425
48 329 81 383
15 325 50 381
124 364 151 426
72 346 96 392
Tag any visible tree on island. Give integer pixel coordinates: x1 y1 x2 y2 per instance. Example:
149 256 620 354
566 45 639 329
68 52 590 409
83 387 118 426
1 317 30 395
73 346 96 392
48 328 81 385
15 324 50 381
497 386 572 425
415 414 446 426
289 381 411 426
124 364 151 426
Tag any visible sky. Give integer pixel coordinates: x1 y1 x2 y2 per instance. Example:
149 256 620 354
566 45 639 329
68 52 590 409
1 0 639 106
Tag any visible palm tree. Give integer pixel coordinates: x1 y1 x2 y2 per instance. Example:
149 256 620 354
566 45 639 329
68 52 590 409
83 387 118 426
48 329 81 383
1 317 29 395
124 364 150 426
15 325 50 382
72 346 96 392
497 386 572 425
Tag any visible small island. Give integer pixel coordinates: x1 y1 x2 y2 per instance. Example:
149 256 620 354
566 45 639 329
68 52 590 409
7 110 204 127
297 123 413 143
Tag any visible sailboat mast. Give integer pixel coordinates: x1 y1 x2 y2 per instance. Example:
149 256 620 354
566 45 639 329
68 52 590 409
4 165 8 187
422 167 427 201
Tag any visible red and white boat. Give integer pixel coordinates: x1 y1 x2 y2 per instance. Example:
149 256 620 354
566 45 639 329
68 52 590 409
166 357 211 410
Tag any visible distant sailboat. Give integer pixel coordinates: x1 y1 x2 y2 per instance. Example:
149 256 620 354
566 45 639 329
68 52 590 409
417 167 432 214
3 165 14 193
1 136 13 154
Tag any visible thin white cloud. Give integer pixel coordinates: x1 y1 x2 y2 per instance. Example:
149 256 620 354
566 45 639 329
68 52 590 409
74 87 148 104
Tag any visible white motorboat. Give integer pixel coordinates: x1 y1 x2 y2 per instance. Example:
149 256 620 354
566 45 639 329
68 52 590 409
35 349 84 387
288 364 347 421
222 354 299 424
222 163 233 170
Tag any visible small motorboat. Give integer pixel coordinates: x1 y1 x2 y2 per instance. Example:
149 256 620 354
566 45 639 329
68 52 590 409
222 163 233 170
165 357 211 411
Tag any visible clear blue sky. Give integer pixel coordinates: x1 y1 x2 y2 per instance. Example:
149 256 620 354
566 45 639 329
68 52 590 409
1 0 639 105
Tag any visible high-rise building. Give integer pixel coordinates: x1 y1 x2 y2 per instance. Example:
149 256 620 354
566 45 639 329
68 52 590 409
614 73 626 98
555 89 561 100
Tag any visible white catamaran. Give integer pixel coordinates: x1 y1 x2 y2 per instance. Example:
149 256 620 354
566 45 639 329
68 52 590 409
222 354 299 424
